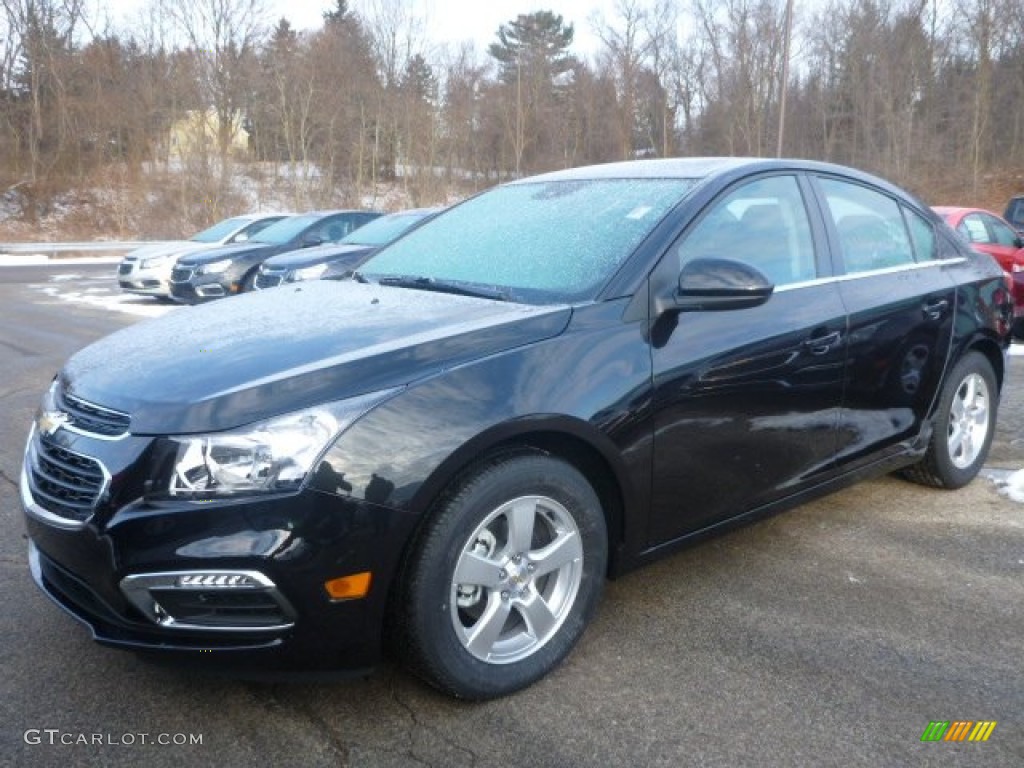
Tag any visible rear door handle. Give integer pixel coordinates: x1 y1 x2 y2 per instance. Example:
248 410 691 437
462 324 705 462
923 298 949 320
802 330 842 356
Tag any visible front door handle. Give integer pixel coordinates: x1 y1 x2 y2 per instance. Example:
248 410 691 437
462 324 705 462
802 330 842 356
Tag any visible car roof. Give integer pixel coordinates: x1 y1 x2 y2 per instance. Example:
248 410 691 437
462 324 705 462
303 209 378 217
514 157 918 202
518 157 754 182
242 212 292 221
933 206 1008 220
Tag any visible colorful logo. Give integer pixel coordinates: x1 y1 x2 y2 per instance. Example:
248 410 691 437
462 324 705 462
921 721 997 742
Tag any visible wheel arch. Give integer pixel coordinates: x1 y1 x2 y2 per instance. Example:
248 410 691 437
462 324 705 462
405 417 633 579
960 333 1005 393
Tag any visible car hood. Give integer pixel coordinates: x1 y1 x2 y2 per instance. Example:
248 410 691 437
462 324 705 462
178 242 276 265
61 281 571 434
124 240 193 260
263 243 374 270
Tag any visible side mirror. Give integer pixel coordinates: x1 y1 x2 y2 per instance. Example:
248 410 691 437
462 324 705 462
232 233 249 243
1014 236 1023 249
663 257 774 313
302 233 324 248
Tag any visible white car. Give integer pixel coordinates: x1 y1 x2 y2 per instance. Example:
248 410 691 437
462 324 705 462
117 213 291 298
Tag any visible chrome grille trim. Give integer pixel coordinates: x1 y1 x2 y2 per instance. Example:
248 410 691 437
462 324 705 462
170 267 194 283
58 391 131 439
22 428 110 529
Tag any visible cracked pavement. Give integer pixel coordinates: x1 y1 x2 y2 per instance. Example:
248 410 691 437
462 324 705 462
1 264 1021 767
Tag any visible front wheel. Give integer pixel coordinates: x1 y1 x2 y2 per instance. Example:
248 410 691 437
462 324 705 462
902 351 997 489
393 454 607 699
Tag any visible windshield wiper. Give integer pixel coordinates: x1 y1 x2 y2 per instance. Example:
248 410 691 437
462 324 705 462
376 275 511 302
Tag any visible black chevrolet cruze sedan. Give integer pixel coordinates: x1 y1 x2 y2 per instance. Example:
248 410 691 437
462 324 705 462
21 158 1012 699
169 209 381 303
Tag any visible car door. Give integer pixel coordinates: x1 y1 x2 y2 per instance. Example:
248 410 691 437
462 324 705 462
647 173 847 545
812 176 957 470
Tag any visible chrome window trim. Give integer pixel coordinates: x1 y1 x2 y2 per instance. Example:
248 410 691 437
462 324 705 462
773 257 968 293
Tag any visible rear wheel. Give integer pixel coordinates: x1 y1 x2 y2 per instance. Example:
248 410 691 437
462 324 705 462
901 351 997 488
394 454 607 699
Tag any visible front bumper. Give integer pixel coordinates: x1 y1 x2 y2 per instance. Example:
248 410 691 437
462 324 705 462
21 424 416 672
168 268 239 303
118 260 173 297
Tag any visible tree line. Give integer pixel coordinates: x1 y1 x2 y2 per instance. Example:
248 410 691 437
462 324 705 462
0 0 1021 235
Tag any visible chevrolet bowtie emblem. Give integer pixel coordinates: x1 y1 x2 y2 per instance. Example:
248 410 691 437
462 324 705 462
38 410 71 436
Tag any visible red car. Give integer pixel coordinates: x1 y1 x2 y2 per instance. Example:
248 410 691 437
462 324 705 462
934 206 1024 338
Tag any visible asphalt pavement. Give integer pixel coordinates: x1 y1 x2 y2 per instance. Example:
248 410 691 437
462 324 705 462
0 263 1021 767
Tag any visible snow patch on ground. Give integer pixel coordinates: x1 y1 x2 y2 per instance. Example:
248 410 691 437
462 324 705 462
0 254 121 266
981 467 1024 503
35 284 177 318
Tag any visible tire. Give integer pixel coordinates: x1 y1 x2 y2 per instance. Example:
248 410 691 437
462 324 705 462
1013 318 1024 342
240 270 257 292
394 454 607 700
901 351 997 489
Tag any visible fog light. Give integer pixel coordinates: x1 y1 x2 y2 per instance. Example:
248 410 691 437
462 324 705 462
324 572 372 600
121 569 296 631
177 573 261 588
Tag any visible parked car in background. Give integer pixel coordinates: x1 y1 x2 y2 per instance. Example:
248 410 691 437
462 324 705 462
117 213 290 299
1005 195 1024 234
21 158 1011 702
169 210 381 303
253 208 440 289
934 206 1024 338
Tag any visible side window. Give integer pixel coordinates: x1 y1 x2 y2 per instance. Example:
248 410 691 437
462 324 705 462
675 175 816 286
904 207 937 261
234 218 276 242
959 214 991 244
319 219 352 242
982 213 1018 247
819 178 914 273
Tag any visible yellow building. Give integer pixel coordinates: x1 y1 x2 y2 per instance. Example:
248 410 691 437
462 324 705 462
168 109 249 159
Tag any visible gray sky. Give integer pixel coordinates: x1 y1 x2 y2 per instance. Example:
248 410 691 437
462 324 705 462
100 0 620 56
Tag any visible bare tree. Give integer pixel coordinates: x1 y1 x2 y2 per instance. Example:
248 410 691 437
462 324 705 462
160 0 267 181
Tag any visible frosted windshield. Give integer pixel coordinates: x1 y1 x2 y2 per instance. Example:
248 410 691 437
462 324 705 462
361 179 695 303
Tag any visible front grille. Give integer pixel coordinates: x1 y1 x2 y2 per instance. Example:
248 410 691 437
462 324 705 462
58 391 130 437
28 436 107 523
254 271 284 289
170 266 194 283
118 262 133 276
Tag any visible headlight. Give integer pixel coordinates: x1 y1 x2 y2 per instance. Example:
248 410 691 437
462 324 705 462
290 263 328 282
164 389 398 499
198 258 233 275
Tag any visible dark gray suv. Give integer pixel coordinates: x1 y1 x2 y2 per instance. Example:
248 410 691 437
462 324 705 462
1005 196 1024 234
